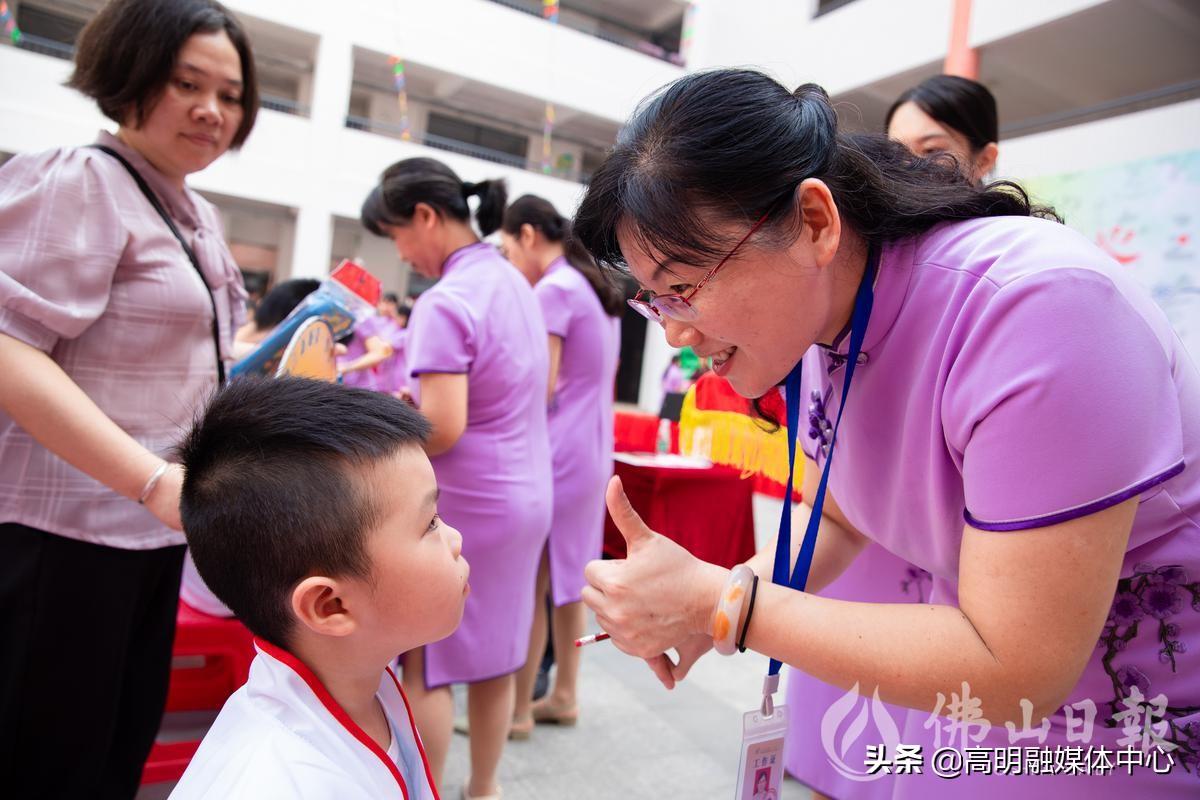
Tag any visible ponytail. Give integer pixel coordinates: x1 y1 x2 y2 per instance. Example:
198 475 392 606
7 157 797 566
501 194 625 316
361 157 508 238
463 179 507 237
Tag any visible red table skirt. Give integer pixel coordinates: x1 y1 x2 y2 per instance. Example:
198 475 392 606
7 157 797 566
603 457 756 569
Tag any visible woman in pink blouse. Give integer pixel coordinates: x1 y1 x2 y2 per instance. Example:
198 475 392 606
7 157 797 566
0 0 257 795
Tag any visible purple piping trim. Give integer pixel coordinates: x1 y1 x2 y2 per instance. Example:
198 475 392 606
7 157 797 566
964 460 1185 532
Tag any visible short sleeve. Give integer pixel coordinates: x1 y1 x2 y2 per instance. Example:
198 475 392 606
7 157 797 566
354 314 388 341
0 150 127 352
534 277 574 339
406 289 475 376
944 269 1184 531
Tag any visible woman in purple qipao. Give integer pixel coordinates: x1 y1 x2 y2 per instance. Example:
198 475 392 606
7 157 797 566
499 195 623 736
361 159 552 800
576 69 1200 798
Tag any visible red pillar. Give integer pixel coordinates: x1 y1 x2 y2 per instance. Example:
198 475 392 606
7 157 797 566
944 0 979 79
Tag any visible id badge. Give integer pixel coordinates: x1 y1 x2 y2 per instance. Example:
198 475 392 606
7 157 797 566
734 704 787 800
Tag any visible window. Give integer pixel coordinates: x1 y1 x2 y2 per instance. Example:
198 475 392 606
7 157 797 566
16 4 85 47
426 112 528 160
815 0 860 16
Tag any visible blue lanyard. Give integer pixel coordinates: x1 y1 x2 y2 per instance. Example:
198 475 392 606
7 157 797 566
767 245 878 678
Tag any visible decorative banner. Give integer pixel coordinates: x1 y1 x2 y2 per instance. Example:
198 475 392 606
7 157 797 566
540 0 560 174
542 102 555 174
0 1 22 44
387 56 411 141
679 374 803 501
275 318 337 382
1022 149 1200 360
680 2 697 65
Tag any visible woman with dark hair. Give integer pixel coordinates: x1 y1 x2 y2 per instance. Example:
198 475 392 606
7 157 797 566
784 73 1006 800
500 195 622 738
885 74 998 183
577 69 1199 799
362 158 552 800
0 0 257 794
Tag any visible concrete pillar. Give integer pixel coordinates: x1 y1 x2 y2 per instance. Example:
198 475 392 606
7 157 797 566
287 32 353 278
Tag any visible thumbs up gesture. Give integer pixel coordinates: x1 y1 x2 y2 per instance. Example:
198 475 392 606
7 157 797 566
582 476 728 683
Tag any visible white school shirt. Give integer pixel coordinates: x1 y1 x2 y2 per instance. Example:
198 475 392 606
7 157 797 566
170 640 439 800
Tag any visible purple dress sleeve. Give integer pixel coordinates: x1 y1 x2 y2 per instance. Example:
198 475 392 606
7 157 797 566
535 279 573 339
943 269 1185 531
407 291 476 376
0 150 127 352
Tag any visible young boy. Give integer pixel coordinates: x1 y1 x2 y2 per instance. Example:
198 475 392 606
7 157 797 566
170 377 469 799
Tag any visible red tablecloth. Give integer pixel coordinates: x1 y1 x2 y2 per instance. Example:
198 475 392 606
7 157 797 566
603 455 756 569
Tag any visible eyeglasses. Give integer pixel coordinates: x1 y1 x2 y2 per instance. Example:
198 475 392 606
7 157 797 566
628 210 773 326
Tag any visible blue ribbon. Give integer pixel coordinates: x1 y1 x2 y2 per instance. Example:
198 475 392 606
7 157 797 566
768 245 879 677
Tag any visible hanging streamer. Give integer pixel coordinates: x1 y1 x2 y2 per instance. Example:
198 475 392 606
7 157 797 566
540 0 560 174
541 102 555 174
387 56 412 141
680 2 697 65
1 1 22 44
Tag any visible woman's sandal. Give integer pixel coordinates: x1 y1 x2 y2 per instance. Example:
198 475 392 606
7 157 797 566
530 698 578 727
462 783 503 800
508 716 534 740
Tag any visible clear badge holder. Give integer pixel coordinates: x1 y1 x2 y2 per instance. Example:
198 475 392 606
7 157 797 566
734 675 788 800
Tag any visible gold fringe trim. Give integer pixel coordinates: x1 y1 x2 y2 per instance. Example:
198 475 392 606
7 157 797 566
678 389 804 487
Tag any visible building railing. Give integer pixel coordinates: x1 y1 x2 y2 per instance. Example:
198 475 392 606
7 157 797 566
13 32 74 60
7 34 310 118
260 96 311 117
344 114 588 182
484 0 684 66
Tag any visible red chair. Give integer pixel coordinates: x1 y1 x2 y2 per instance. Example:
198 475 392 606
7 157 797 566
165 601 255 712
141 601 256 784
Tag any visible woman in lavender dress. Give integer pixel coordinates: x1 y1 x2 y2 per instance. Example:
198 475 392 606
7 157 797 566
576 70 1199 798
783 75 1004 800
499 195 623 736
361 159 551 800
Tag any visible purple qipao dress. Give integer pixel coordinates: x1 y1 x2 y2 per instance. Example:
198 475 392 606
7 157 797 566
790 216 1199 798
784 544 928 800
337 314 401 392
407 243 552 686
533 257 621 606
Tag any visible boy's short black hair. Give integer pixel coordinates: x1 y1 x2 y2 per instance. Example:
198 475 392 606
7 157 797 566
178 378 431 648
68 0 259 148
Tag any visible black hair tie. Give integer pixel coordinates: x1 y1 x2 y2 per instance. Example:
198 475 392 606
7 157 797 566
461 181 478 198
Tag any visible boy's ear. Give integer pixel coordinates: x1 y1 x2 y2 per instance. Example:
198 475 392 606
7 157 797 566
291 576 357 638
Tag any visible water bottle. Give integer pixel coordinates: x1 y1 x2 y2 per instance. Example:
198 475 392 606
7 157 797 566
656 418 672 454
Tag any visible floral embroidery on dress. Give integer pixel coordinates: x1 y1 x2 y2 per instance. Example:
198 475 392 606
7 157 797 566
1098 563 1200 774
807 390 833 460
900 566 933 603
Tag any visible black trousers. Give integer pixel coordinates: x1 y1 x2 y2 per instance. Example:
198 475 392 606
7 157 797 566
0 522 185 800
